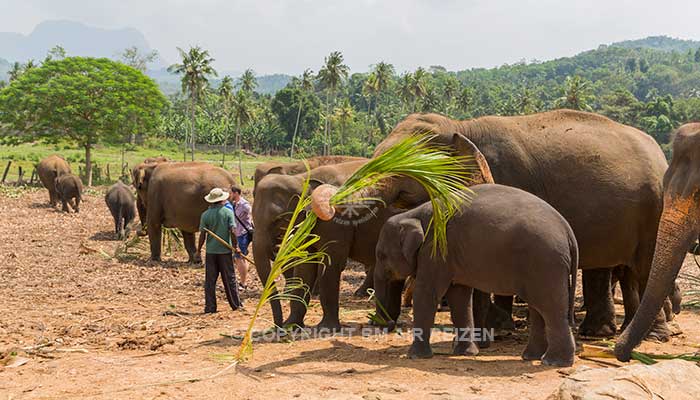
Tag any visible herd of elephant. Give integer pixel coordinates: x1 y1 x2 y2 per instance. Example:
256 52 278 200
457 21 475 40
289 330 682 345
34 109 700 365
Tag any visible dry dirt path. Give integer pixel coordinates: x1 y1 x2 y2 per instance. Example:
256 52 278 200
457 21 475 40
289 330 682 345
2 188 700 399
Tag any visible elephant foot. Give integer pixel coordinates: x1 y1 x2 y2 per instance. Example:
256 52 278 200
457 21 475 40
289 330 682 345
645 321 671 342
578 314 616 338
187 255 203 265
281 317 306 331
408 341 433 359
663 299 675 322
314 319 342 333
522 343 547 361
541 353 574 367
452 340 479 356
151 255 162 262
353 285 371 298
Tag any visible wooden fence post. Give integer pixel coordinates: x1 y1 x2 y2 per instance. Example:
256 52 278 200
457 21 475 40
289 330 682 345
29 168 36 184
1 161 11 184
17 166 24 186
106 164 111 182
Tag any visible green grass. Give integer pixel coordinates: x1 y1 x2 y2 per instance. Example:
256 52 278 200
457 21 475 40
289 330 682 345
0 140 290 187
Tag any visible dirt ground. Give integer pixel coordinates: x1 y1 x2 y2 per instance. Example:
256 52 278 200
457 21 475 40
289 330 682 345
2 187 700 400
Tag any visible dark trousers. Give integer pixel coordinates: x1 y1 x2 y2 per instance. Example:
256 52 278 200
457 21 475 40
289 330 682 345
204 253 242 312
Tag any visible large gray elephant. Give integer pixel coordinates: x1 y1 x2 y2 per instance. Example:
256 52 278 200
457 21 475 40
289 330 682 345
615 123 700 361
253 156 366 193
253 135 492 329
131 157 170 229
371 110 669 338
141 162 236 262
374 184 577 366
37 155 71 207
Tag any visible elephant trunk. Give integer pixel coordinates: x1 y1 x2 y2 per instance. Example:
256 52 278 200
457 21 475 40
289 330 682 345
373 264 405 329
615 196 699 361
252 233 285 327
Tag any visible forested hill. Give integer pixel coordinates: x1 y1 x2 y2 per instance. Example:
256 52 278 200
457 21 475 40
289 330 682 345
611 36 700 52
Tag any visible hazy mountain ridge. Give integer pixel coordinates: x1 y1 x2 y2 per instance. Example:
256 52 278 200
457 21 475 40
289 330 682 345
610 35 700 53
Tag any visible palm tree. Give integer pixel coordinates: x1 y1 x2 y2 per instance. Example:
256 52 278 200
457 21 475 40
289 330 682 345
411 67 429 112
443 76 459 115
231 90 254 184
555 75 594 111
238 69 258 93
362 73 378 121
168 46 217 161
397 73 414 114
317 51 349 155
218 75 235 165
372 61 395 110
290 69 314 158
334 99 355 146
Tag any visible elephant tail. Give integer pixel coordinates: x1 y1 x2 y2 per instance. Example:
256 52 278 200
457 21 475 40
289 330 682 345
567 230 579 328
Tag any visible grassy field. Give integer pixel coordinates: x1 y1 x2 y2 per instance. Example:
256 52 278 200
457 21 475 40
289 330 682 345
0 141 288 187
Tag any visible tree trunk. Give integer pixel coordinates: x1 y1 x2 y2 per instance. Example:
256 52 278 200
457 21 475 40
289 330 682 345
324 93 330 156
85 143 93 187
237 123 244 185
221 119 229 167
291 96 303 159
190 95 196 161
615 197 699 361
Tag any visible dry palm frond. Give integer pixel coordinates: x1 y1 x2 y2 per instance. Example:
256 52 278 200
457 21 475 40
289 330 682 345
581 342 700 365
161 227 183 256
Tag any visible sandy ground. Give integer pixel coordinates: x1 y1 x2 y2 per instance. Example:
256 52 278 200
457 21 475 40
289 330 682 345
2 187 700 400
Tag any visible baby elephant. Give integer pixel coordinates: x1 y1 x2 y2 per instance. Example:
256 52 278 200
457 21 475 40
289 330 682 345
105 181 136 239
373 184 577 367
54 173 83 213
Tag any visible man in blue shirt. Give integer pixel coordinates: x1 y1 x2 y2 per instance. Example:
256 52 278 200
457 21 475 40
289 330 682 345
226 186 254 290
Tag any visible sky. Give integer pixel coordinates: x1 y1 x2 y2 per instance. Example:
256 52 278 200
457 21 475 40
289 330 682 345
1 0 699 75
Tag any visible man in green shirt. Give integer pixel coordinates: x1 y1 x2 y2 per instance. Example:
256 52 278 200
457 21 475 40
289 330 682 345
197 187 242 313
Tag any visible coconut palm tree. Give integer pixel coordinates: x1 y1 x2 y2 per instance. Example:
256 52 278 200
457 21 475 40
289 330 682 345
168 46 218 161
372 61 395 109
231 90 254 184
291 69 314 158
238 69 258 93
443 76 459 115
555 75 594 111
411 67 429 112
218 75 235 165
397 73 414 114
317 51 349 155
334 99 355 146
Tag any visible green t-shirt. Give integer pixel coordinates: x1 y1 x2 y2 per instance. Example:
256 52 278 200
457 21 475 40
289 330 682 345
199 204 237 254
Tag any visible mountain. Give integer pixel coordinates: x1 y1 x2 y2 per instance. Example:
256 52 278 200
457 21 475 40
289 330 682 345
0 20 161 66
0 57 10 81
150 69 293 96
611 35 700 53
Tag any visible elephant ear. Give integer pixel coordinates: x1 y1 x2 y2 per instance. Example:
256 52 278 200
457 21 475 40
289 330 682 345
267 166 284 175
450 133 495 185
399 218 425 274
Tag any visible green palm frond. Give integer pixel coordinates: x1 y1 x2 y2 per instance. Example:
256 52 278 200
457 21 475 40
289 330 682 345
332 134 476 257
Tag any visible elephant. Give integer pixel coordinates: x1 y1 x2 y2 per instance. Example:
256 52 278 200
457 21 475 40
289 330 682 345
372 110 669 339
105 181 136 240
54 173 83 213
373 184 577 367
37 155 71 207
145 162 236 263
253 134 493 329
253 156 366 193
131 157 170 229
615 123 700 361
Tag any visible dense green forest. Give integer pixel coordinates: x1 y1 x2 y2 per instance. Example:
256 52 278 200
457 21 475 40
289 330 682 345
2 36 700 162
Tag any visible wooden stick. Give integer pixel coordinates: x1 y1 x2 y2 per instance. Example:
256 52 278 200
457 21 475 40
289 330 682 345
202 228 256 266
1 160 10 183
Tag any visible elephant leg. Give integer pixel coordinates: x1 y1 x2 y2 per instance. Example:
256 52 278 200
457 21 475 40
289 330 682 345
578 269 616 337
541 308 576 367
472 289 491 349
71 197 80 213
354 264 374 298
61 198 69 212
408 277 444 359
447 285 478 356
148 224 163 262
489 295 515 330
48 188 57 206
284 262 318 328
181 231 200 264
522 307 547 361
619 266 640 331
317 254 347 331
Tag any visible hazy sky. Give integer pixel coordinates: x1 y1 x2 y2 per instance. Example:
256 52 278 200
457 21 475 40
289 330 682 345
1 0 699 74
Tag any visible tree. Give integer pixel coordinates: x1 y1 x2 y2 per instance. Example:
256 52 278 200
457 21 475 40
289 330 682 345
397 73 414 114
333 99 355 146
290 69 314 157
46 45 67 62
317 51 349 155
442 75 459 114
695 48 700 63
8 62 23 82
231 89 254 184
0 57 166 186
555 75 594 111
168 46 217 161
270 84 321 147
218 75 235 165
411 67 429 112
238 69 258 93
120 46 159 72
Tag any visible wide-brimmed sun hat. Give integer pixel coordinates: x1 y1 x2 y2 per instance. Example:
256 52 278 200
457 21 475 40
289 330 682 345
204 187 229 203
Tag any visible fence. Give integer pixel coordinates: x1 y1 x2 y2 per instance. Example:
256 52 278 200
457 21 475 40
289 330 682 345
0 160 131 187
